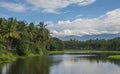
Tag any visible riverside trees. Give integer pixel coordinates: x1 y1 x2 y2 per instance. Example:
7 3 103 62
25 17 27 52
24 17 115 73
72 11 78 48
1 17 120 57
64 37 120 51
0 17 53 56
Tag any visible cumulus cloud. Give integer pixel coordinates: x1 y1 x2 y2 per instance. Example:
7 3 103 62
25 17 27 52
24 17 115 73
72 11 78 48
26 0 96 13
46 8 120 37
0 1 26 12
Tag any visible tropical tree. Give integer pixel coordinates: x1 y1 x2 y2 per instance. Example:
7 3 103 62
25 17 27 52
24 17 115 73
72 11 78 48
2 18 20 50
0 18 3 40
34 22 50 55
38 22 49 42
0 17 65 57
0 18 4 40
47 37 65 51
27 22 36 41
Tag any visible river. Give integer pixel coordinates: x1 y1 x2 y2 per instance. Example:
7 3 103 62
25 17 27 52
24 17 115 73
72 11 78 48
0 53 120 74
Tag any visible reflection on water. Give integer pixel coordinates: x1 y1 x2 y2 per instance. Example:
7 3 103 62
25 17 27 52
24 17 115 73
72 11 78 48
2 64 10 74
0 54 120 74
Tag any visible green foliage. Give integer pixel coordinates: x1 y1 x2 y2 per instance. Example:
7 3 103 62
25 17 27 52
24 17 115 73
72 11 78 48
0 44 15 62
14 39 30 56
108 55 120 59
64 37 120 51
0 17 65 62
47 37 65 51
0 17 57 61
0 44 5 50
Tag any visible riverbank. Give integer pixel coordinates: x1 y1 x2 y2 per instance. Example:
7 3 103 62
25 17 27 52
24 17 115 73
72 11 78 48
1 50 120 63
64 50 120 59
0 54 16 63
0 54 42 63
49 50 120 59
64 50 120 53
48 51 64 54
108 55 120 59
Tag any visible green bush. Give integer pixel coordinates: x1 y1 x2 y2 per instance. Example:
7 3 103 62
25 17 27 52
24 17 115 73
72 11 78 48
15 39 32 56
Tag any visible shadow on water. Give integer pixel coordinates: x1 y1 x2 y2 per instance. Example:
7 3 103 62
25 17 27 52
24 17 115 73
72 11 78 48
0 53 120 74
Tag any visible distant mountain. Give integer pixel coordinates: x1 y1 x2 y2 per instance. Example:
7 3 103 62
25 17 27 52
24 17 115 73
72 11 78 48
59 33 120 41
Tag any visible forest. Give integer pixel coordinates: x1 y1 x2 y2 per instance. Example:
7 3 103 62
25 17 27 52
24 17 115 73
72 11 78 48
64 37 120 51
0 17 64 61
0 17 120 62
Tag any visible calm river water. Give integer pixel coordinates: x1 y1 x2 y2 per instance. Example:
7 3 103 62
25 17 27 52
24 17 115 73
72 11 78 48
0 53 120 74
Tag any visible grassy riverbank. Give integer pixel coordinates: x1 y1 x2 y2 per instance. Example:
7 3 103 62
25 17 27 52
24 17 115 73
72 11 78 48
0 54 16 63
48 51 64 54
1 50 120 63
108 55 120 59
0 53 43 63
49 50 120 55
64 49 120 53
65 50 120 59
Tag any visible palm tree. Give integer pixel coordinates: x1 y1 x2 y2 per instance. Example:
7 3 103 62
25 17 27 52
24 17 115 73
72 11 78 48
27 22 36 41
0 18 3 39
3 18 20 50
0 18 5 42
34 22 50 54
38 22 49 42
0 30 2 40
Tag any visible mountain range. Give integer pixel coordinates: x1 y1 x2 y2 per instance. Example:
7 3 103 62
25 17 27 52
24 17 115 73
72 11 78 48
59 33 120 41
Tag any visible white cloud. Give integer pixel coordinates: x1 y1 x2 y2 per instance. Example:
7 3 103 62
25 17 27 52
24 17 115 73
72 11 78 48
0 1 26 12
78 0 96 6
46 8 120 37
0 0 96 13
26 0 96 13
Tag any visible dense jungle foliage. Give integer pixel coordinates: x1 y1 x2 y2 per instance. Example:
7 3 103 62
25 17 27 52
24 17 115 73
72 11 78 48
0 17 64 58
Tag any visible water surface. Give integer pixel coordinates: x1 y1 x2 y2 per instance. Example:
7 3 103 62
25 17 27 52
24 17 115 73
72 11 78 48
0 54 120 74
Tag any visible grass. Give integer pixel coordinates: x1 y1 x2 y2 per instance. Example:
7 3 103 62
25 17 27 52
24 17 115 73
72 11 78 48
64 49 120 59
0 53 42 63
48 50 120 55
0 50 51 63
108 55 120 59
64 49 120 53
0 54 16 63
64 50 120 60
49 51 64 54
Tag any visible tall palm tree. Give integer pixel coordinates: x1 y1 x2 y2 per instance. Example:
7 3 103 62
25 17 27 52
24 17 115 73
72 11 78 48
37 22 49 42
3 18 20 50
0 18 5 41
0 18 3 39
27 22 36 41
34 22 50 54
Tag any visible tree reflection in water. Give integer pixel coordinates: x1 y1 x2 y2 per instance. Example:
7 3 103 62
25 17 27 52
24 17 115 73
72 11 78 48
1 56 55 74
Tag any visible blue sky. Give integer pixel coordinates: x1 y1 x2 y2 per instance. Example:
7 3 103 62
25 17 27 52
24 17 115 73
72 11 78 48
0 0 120 37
